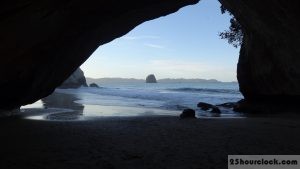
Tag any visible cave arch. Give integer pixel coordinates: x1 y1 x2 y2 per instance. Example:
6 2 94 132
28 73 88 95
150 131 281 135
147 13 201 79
1 0 300 111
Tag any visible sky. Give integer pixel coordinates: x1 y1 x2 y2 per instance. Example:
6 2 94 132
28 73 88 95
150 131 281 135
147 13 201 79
81 0 240 82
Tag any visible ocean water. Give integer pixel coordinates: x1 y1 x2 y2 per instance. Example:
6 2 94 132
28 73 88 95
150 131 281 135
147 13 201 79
22 82 244 120
62 82 242 109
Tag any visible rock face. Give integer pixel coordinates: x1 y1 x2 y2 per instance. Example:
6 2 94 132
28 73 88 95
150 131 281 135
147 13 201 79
59 68 87 89
0 0 198 109
219 0 300 105
146 74 157 83
1 0 300 111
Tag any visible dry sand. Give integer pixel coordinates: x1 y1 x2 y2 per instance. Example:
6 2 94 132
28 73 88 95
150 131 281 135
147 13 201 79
1 114 300 169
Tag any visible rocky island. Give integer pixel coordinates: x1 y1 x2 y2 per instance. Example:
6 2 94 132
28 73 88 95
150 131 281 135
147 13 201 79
146 74 157 83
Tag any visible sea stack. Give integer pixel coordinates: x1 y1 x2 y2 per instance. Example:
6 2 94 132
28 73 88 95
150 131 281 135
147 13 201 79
146 74 157 83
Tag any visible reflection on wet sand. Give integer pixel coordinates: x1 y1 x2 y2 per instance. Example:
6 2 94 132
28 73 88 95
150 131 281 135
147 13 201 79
41 92 84 120
23 91 179 121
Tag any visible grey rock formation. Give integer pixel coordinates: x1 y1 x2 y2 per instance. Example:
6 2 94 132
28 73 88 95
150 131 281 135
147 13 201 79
219 0 300 105
146 74 157 83
59 68 87 89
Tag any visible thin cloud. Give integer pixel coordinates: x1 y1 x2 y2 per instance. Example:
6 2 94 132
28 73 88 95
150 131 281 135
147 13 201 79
121 35 160 40
144 43 165 49
149 59 209 72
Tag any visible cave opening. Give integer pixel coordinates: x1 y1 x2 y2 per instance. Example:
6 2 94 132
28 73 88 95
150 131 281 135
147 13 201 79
3 1 300 168
22 0 244 119
78 0 242 112
82 0 239 82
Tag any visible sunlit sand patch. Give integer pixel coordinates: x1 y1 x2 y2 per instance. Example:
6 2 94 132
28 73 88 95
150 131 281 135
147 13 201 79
22 108 77 121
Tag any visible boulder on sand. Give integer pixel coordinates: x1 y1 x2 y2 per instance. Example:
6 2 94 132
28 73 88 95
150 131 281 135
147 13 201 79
180 109 196 119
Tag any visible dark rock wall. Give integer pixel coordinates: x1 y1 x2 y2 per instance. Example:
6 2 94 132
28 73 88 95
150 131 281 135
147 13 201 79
220 0 300 103
0 0 199 109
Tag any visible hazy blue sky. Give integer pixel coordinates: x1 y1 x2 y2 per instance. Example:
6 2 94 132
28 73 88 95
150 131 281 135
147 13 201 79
81 0 240 82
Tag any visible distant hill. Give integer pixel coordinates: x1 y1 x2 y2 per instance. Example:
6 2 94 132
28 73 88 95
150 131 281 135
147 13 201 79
86 77 144 84
158 78 220 83
86 77 224 85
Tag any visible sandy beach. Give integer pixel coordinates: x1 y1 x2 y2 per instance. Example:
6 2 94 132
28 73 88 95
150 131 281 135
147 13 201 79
1 113 300 169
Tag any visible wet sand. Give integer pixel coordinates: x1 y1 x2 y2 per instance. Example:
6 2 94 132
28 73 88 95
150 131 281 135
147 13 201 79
1 115 300 169
1 92 300 169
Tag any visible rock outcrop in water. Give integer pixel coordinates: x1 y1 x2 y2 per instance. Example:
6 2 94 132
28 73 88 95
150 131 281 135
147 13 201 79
146 74 157 83
89 83 99 88
0 0 300 112
59 68 87 89
197 102 221 114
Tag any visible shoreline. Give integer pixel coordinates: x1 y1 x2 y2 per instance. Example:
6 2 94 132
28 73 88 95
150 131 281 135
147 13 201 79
2 91 295 122
18 91 244 121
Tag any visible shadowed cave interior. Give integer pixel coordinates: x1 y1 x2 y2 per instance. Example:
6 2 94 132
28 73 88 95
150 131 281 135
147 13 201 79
1 0 300 169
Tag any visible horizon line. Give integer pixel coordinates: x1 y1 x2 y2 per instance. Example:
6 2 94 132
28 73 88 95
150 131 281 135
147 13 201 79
85 77 238 83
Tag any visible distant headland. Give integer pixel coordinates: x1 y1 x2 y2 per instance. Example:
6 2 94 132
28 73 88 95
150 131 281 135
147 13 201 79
86 77 236 84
